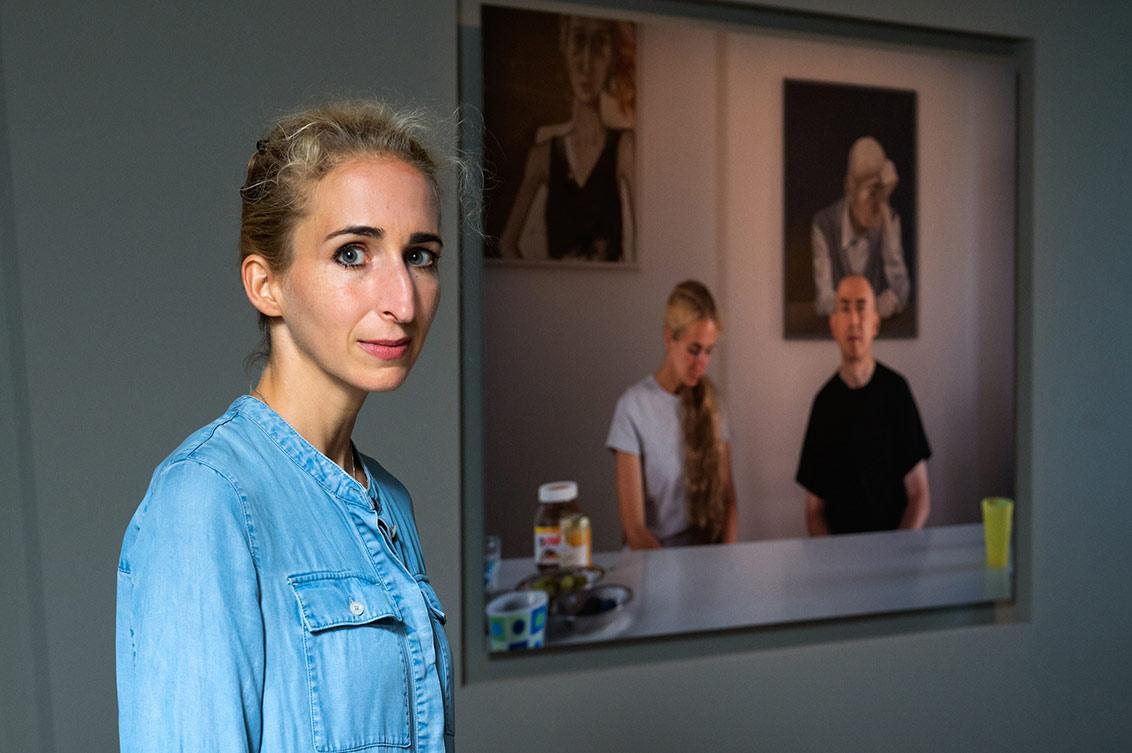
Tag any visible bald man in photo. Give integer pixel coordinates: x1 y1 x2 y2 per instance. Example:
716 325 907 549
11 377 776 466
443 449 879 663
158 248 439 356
796 275 931 535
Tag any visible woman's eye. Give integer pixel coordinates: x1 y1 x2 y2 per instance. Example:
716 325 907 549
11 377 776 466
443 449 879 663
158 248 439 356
333 244 365 268
405 247 439 269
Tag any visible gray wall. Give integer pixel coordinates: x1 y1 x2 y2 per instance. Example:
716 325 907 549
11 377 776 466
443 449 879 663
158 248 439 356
0 3 460 752
2 2 1131 753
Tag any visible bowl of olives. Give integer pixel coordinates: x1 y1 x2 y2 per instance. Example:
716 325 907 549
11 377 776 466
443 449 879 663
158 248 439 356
515 565 605 612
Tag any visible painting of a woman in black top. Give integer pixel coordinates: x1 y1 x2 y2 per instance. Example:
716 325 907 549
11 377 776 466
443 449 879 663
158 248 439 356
482 7 636 265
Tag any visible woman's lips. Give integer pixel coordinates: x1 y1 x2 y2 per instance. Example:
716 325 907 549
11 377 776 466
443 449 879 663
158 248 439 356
359 338 411 361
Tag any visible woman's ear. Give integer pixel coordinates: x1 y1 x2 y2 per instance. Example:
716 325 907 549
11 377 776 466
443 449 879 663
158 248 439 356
241 254 283 318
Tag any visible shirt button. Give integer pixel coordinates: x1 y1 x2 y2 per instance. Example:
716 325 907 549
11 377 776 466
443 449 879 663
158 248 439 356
349 600 365 616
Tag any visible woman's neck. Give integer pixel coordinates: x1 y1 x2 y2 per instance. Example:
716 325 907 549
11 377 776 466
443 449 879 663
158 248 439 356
570 99 604 141
654 365 680 394
252 362 364 478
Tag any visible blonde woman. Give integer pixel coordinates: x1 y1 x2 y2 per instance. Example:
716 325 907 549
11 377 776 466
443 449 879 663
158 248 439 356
606 281 738 548
116 102 455 753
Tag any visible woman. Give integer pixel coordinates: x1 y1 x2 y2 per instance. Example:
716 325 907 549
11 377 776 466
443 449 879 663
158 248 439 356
498 14 635 262
605 281 738 548
116 102 454 753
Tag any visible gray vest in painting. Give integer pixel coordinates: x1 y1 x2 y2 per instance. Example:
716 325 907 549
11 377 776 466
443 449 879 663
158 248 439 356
813 198 890 297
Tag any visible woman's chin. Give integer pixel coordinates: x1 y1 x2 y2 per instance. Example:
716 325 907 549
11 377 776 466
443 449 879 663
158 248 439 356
352 368 411 394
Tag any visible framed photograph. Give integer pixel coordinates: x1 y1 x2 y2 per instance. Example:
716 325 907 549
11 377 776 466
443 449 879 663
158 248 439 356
482 5 638 267
462 0 1020 676
783 80 918 338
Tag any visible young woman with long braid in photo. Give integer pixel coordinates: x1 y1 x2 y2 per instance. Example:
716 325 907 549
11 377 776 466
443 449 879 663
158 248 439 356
606 281 738 548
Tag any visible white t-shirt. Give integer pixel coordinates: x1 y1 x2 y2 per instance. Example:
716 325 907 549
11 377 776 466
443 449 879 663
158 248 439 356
605 375 730 544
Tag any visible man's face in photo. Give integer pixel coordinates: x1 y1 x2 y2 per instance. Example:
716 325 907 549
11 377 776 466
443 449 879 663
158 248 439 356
830 275 880 362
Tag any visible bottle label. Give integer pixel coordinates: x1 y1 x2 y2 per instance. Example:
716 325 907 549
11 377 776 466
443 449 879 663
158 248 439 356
534 525 561 568
560 517 592 567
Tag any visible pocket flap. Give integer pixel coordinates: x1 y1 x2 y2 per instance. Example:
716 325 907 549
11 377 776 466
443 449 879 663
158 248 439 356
289 571 402 632
417 579 447 625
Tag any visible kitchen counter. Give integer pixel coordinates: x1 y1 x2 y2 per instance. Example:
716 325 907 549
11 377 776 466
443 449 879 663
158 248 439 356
494 523 1012 646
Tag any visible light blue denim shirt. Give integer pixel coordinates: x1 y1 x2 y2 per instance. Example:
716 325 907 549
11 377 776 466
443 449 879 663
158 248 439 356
116 396 453 753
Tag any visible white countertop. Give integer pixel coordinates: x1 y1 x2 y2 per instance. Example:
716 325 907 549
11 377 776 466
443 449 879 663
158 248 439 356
494 523 1012 646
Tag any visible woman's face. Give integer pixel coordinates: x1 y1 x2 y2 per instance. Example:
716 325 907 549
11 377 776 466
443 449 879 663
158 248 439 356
664 318 719 389
563 17 615 106
848 176 891 232
272 155 442 395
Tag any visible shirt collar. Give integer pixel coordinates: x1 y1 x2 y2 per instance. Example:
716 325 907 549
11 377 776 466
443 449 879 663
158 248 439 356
647 373 681 401
838 200 861 251
229 394 378 511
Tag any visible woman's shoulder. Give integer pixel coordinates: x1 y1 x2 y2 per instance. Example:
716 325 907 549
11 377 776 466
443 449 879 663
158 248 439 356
615 374 670 412
616 373 653 399
533 120 573 145
615 128 635 172
134 398 271 517
123 406 260 569
158 399 260 476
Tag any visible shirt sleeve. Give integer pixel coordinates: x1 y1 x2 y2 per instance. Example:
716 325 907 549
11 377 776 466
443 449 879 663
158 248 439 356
719 403 732 445
605 391 641 455
117 459 264 753
795 393 829 500
881 212 910 309
812 222 836 316
896 377 932 475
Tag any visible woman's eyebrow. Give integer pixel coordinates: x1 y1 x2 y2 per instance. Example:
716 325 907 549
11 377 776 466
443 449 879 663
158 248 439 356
409 232 444 248
323 226 442 248
325 225 383 241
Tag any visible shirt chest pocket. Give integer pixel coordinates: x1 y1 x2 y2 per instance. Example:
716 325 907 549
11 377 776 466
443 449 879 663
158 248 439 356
289 572 412 752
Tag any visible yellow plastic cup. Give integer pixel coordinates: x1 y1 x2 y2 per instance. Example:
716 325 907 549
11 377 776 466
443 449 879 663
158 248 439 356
981 497 1014 569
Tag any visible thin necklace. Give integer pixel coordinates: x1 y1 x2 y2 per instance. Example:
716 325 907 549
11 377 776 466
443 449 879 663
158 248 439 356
250 388 359 483
346 447 359 483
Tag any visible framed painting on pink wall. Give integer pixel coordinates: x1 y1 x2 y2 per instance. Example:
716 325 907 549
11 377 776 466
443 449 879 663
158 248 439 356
783 79 918 339
482 5 638 267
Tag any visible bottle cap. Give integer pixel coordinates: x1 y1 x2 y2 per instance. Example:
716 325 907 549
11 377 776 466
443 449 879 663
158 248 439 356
538 480 578 503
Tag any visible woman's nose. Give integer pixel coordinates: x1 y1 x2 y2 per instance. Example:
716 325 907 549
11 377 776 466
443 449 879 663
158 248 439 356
379 263 416 323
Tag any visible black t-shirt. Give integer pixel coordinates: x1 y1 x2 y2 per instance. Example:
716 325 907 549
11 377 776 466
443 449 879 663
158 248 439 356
795 362 931 534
